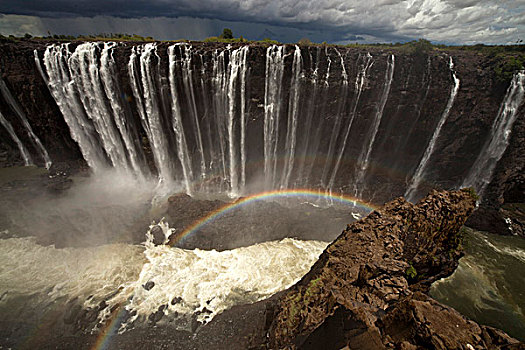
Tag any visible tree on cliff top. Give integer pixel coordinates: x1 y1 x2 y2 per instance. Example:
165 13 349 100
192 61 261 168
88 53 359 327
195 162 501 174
220 28 234 39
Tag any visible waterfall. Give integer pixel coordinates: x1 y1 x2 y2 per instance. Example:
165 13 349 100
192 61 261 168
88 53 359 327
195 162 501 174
68 43 131 171
354 54 395 198
129 44 174 184
297 48 321 184
264 45 285 189
328 53 374 190
0 110 33 165
238 48 248 192
462 71 525 196
0 78 52 169
32 42 522 203
226 45 249 196
322 48 349 187
40 43 151 174
211 49 229 190
179 44 207 179
168 45 194 194
280 45 302 189
99 42 147 178
324 47 332 87
41 44 108 171
405 56 460 202
208 46 249 196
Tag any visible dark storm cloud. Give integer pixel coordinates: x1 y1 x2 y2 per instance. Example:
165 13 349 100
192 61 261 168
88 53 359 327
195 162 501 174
1 0 524 44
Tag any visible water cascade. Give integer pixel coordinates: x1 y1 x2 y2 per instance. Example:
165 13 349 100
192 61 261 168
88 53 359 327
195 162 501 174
0 78 51 168
328 53 374 193
2 41 525 347
405 56 460 202
353 54 395 198
280 45 302 189
263 45 285 189
29 42 522 204
0 110 33 165
179 44 207 180
100 42 148 178
296 48 321 184
129 44 175 185
321 48 349 187
462 71 525 196
41 44 109 170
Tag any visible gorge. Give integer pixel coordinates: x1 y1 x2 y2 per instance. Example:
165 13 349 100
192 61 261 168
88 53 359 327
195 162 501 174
0 39 524 348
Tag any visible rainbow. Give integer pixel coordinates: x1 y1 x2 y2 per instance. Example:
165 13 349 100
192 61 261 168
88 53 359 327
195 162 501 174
168 189 377 246
91 305 128 350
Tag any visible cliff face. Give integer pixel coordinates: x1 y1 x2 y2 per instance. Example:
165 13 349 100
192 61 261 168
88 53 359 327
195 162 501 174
0 40 82 165
266 189 521 349
0 39 523 234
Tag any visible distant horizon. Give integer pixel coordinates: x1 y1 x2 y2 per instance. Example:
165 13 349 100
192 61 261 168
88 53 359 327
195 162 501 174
1 1 524 45
3 31 525 48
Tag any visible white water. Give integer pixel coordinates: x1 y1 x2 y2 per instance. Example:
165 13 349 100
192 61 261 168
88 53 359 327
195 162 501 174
208 46 250 196
328 53 374 190
68 43 130 171
322 48 349 187
168 45 194 194
264 45 285 189
353 54 395 198
226 46 249 196
0 110 33 165
280 45 302 189
462 71 525 196
42 44 108 171
179 44 207 179
211 49 229 190
0 78 52 169
0 222 327 331
353 54 395 196
129 44 175 185
296 48 321 184
324 46 332 87
405 56 460 202
99 42 147 178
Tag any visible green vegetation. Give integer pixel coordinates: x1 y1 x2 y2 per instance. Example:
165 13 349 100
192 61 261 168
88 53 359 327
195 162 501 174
220 28 233 39
0 33 156 42
3 31 523 83
406 264 417 280
203 28 255 43
494 54 525 83
461 187 480 202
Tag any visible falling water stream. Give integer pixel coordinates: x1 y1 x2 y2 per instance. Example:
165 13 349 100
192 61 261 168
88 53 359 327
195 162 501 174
1 42 524 347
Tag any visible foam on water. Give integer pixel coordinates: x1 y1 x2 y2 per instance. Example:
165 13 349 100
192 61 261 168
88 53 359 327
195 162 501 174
0 220 327 332
0 237 144 307
109 222 328 329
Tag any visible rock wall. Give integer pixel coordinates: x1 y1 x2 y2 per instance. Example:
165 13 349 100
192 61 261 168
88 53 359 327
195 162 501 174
0 39 523 234
266 189 522 349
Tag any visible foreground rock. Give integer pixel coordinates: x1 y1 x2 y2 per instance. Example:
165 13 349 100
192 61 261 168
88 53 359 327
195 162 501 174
265 189 522 349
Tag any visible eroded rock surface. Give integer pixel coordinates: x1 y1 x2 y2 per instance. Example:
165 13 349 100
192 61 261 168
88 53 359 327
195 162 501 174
265 189 522 349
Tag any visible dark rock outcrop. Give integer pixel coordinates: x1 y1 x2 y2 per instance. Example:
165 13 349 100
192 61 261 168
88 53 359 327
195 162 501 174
264 189 522 349
164 192 362 250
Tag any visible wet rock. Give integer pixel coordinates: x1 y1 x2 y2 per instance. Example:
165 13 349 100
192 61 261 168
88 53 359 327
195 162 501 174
149 308 164 324
171 296 183 305
467 203 525 238
150 225 165 245
143 281 155 291
266 189 523 349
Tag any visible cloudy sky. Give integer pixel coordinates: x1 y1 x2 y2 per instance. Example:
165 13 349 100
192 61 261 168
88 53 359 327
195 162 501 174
0 0 523 44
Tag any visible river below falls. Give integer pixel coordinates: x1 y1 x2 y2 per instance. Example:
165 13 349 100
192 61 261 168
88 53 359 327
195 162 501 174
0 167 523 347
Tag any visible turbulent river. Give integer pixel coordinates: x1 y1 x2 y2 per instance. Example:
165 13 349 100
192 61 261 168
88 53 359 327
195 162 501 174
0 167 523 347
